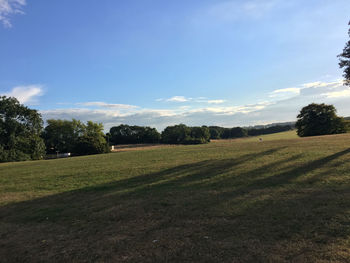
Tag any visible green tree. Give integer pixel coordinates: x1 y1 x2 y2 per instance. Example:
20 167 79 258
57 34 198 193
190 126 210 143
109 125 161 144
43 119 109 155
296 103 347 137
209 126 224 139
0 96 45 162
74 121 110 155
42 119 84 153
338 21 350 86
161 124 192 144
161 124 210 144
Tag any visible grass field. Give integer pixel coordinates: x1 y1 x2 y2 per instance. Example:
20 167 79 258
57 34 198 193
1 131 350 262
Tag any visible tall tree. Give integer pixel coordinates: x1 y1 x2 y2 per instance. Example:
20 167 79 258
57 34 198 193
42 119 110 155
42 119 84 153
296 103 346 137
0 96 45 162
74 121 110 155
338 21 350 86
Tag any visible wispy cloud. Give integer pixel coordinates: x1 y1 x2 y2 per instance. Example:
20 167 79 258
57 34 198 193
2 84 44 104
269 87 301 99
39 78 350 131
166 96 189 102
158 96 226 104
206 99 226 104
269 79 345 99
0 0 26 28
301 80 343 89
76 101 138 109
322 87 350 98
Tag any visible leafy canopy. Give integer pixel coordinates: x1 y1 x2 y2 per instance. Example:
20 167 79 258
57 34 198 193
338 21 350 86
0 96 45 162
43 119 109 155
296 103 346 137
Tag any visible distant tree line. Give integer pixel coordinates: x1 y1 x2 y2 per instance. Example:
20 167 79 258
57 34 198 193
108 124 210 145
107 124 294 144
1 96 349 163
109 125 160 144
207 125 293 140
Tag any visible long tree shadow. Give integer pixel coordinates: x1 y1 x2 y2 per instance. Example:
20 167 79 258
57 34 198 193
0 147 349 262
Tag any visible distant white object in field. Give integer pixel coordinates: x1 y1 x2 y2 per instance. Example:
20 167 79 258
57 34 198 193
111 145 115 150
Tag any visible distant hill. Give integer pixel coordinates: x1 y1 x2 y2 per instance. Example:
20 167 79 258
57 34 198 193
245 121 296 130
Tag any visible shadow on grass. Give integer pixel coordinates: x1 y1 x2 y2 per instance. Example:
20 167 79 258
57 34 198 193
0 148 350 262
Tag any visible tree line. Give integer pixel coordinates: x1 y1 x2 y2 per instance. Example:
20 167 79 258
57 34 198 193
108 124 210 145
0 96 110 162
0 96 295 163
1 95 349 163
107 124 294 145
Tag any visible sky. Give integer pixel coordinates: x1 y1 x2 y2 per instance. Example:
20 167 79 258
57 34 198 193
1 0 350 131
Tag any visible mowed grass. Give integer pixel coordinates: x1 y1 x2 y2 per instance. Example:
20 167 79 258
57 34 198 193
0 131 350 262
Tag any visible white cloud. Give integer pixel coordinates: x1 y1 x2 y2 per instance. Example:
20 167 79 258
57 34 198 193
301 80 343 89
205 99 226 104
269 87 301 99
36 78 350 131
270 79 345 99
77 101 138 109
322 87 350 98
166 96 189 102
271 87 301 94
0 0 26 28
2 84 44 104
40 100 274 131
160 96 226 104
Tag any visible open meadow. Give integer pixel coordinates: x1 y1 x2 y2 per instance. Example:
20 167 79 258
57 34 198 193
0 131 350 262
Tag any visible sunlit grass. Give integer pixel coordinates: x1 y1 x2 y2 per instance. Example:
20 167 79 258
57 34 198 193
0 132 349 262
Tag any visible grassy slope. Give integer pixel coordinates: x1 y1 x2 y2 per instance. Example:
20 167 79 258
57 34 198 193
0 131 349 262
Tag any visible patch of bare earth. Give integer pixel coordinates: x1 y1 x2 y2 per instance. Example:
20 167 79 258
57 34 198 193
111 144 177 152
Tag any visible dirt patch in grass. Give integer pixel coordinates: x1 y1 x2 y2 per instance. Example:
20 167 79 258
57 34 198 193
111 143 177 152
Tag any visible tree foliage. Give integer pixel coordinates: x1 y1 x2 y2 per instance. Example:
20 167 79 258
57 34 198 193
338 21 350 86
109 125 161 144
221 127 248 139
0 96 45 162
43 119 110 155
208 126 224 139
74 122 110 155
296 103 346 137
161 124 210 144
42 119 84 153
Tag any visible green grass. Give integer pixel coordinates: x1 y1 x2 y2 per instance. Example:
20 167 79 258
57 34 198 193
244 130 298 141
1 132 350 262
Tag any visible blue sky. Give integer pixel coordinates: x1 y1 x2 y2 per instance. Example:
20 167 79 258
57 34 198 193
1 0 350 130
